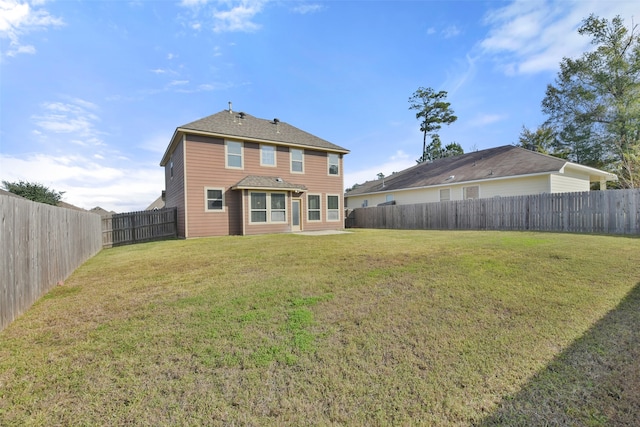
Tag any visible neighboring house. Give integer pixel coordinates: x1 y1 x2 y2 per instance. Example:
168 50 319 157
90 206 116 217
345 145 617 208
145 194 165 211
160 106 350 237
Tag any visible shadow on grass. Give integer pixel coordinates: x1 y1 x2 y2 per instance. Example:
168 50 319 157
478 282 640 427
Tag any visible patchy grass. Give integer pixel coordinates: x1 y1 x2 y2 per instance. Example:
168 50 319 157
1 229 639 425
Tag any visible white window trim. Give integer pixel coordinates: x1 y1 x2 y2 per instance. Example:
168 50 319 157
328 153 340 176
290 148 304 174
326 194 341 222
307 194 321 222
204 187 225 212
249 192 288 224
225 140 244 169
260 144 277 167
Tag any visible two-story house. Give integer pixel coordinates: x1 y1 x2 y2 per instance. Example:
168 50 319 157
160 106 350 237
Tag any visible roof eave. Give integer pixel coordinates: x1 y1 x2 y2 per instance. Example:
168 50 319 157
175 127 350 154
344 171 563 198
160 129 183 166
232 185 307 192
561 162 618 182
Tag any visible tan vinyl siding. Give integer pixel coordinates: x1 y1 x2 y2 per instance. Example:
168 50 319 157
164 138 186 238
179 134 344 236
345 175 555 208
549 173 591 193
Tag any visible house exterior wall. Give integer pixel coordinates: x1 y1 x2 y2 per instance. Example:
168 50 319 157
345 174 559 208
170 134 345 237
164 137 187 238
549 172 592 193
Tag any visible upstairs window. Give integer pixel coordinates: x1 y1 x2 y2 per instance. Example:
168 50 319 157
261 144 276 167
226 141 243 169
291 148 304 173
328 153 339 175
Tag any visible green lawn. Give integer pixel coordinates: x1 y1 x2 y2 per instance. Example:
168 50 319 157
1 229 639 426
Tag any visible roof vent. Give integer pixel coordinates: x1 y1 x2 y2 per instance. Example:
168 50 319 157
273 118 279 123
228 101 232 114
239 112 246 119
275 177 283 183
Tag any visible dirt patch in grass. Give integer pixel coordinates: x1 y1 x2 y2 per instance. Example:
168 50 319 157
1 230 639 425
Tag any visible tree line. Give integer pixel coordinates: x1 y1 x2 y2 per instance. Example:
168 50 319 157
410 14 639 188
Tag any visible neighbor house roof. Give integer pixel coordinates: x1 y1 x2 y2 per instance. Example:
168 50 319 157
232 176 308 192
161 109 349 166
346 145 617 196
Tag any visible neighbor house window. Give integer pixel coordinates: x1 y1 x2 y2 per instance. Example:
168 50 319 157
327 195 340 221
226 141 243 169
250 192 267 222
362 200 368 207
261 144 276 167
463 186 479 200
308 194 321 221
385 194 394 202
328 153 339 175
440 189 450 202
205 188 224 211
291 148 304 173
170 160 174 179
250 192 287 223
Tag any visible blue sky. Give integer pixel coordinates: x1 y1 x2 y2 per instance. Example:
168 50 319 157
1 0 637 212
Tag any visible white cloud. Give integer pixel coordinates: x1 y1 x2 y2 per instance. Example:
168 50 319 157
480 0 639 75
344 150 415 188
32 99 102 140
212 1 265 33
180 0 267 33
0 0 64 57
292 4 323 15
444 54 478 94
469 113 507 127
442 25 461 38
0 153 164 212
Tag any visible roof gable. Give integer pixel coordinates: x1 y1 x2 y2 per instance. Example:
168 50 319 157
161 110 348 166
346 145 575 196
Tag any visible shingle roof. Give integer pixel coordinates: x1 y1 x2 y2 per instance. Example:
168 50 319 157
179 110 348 153
346 145 611 196
232 176 308 192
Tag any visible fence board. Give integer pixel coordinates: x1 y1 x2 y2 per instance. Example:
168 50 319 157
1 195 102 331
102 207 177 248
347 189 640 235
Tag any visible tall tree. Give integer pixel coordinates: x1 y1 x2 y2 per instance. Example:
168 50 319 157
516 125 563 156
409 87 458 163
2 180 65 206
541 14 640 188
417 134 464 163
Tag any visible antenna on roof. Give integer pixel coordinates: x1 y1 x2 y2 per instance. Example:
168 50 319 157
228 101 232 114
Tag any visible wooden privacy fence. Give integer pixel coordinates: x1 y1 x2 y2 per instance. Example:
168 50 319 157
102 207 177 248
347 189 640 235
1 194 102 331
